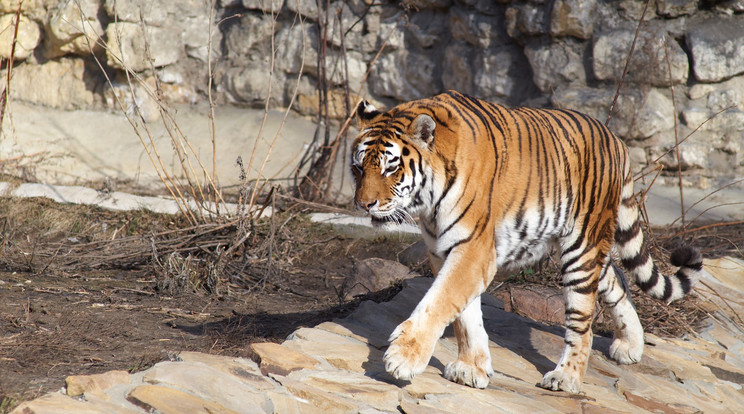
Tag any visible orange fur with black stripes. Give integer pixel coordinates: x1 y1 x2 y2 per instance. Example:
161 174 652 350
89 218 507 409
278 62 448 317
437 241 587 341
351 90 702 392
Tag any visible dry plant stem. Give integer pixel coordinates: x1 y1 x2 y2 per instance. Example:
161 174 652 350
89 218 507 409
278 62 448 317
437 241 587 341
84 13 196 224
246 5 307 211
244 5 279 210
663 37 685 228
606 0 651 126
207 0 218 209
0 0 22 136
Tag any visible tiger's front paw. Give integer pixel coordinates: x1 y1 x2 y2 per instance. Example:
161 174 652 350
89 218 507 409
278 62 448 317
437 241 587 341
384 320 433 381
444 359 493 389
539 369 581 394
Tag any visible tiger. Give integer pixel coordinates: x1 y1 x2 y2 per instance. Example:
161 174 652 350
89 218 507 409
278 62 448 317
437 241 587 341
350 90 702 393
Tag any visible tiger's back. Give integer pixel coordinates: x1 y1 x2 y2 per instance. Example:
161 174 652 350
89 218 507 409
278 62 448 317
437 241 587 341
351 90 702 392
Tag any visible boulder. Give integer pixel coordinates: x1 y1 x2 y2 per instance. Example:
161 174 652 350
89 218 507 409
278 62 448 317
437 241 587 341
474 45 535 104
593 28 689 86
525 39 586 93
0 13 40 60
242 0 284 12
656 0 699 17
342 257 414 298
505 2 550 43
46 0 105 57
550 0 596 39
8 58 97 109
105 22 181 71
450 5 505 49
369 49 439 101
687 19 744 83
552 87 675 140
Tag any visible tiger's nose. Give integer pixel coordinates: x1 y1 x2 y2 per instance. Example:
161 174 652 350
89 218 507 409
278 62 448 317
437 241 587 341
358 200 378 211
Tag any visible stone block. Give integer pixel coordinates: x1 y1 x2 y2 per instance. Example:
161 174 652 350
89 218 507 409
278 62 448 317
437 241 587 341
450 6 503 49
505 2 550 42
66 370 130 397
525 39 586 92
9 57 97 109
46 0 104 57
550 0 596 39
687 19 744 82
593 28 688 86
105 22 181 71
0 13 40 60
250 342 320 376
343 257 413 299
127 384 243 414
656 0 699 17
242 0 284 12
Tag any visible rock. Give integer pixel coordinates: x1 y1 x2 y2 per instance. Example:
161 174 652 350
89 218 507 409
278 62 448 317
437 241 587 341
473 44 534 104
66 370 130 398
8 58 98 109
46 0 105 57
127 384 244 414
142 361 273 412
398 240 428 268
505 2 550 42
408 10 447 48
105 22 181 71
242 0 284 12
524 39 586 93
593 28 689 86
441 40 474 94
272 375 359 413
712 0 744 14
656 0 699 17
552 87 675 140
249 342 320 376
285 0 318 19
495 285 565 325
283 326 384 372
687 19 744 83
550 0 596 39
0 13 41 60
182 14 222 63
289 369 402 412
343 257 413 298
223 12 277 61
369 49 439 101
449 6 504 49
222 64 287 106
401 0 452 10
103 0 168 24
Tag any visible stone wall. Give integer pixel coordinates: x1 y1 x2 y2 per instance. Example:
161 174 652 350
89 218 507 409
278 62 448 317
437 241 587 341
2 0 744 189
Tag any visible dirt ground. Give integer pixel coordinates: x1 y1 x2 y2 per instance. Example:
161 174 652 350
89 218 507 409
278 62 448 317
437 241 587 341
0 195 741 412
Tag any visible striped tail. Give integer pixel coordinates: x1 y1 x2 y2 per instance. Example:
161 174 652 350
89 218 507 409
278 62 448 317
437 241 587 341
614 172 703 303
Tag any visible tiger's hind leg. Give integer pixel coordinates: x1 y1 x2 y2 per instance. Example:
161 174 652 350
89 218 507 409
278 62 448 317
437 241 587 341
444 295 494 388
599 264 644 364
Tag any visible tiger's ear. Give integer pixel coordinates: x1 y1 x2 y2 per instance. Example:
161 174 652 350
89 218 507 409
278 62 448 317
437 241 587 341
355 100 380 129
411 114 436 146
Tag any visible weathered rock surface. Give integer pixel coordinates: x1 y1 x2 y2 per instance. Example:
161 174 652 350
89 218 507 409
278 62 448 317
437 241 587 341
687 19 744 83
343 257 415 299
12 258 744 414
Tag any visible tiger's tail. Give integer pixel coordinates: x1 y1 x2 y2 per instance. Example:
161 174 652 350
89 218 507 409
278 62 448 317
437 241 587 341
613 171 703 303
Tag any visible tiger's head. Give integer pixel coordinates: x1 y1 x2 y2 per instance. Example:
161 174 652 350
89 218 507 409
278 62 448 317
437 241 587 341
351 100 438 227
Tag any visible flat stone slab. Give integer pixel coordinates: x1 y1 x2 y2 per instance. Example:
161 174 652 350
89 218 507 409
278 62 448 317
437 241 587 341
12 260 744 414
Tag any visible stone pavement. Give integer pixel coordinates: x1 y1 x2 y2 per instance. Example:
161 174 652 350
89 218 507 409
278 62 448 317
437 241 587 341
13 257 744 414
